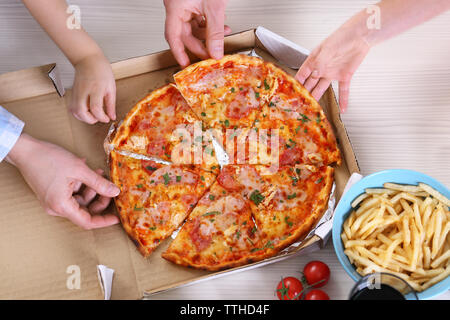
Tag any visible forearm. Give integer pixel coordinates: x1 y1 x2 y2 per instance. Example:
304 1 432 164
22 0 103 65
342 0 450 48
4 133 38 168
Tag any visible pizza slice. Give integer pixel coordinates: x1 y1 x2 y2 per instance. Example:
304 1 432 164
254 64 341 167
174 54 276 129
213 164 334 252
247 165 334 251
162 181 277 271
109 151 216 257
110 84 218 168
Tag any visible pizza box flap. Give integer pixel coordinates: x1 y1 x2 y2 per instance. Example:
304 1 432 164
0 28 360 299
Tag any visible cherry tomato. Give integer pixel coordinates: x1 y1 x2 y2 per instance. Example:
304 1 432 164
303 261 330 288
276 277 304 300
305 289 330 300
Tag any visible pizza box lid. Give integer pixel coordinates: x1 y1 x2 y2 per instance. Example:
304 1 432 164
0 27 359 299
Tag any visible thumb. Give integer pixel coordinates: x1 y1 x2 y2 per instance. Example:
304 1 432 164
78 165 120 197
205 2 226 59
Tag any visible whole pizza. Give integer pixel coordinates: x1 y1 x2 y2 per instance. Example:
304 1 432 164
108 54 340 271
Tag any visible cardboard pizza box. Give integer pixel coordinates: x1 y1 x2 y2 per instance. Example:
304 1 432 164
0 27 359 299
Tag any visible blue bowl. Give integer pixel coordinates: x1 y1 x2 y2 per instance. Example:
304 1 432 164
332 169 450 300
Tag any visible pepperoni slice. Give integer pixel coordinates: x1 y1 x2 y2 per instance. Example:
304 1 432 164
217 166 242 192
280 147 303 166
225 88 259 120
189 219 213 251
181 194 198 209
146 138 167 157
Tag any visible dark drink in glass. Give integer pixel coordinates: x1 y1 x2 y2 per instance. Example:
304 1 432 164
349 272 418 300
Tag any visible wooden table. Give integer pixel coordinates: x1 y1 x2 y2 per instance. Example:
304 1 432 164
0 0 448 299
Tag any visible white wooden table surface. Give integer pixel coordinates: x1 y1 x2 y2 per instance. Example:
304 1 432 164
0 0 449 300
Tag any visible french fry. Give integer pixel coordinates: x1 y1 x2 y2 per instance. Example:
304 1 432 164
342 182 450 292
430 250 450 269
421 266 450 290
383 238 402 268
419 183 450 207
384 183 422 193
431 209 443 259
351 193 368 208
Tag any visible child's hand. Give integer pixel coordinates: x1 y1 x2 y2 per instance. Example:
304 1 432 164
69 53 116 124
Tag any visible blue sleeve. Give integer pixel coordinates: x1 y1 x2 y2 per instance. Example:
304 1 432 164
0 106 25 162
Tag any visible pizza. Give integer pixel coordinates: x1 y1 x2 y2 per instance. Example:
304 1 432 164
174 55 340 167
174 55 275 129
108 53 341 271
109 150 216 257
110 84 218 168
163 164 334 270
162 181 274 271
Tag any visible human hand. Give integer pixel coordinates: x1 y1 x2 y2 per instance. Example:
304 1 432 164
6 134 120 230
295 26 370 112
69 53 116 124
164 0 231 67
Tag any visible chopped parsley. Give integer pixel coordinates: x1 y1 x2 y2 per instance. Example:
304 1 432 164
264 79 270 90
149 226 157 231
315 177 323 184
230 87 235 93
249 190 265 205
176 175 182 182
290 175 299 186
285 216 293 227
163 173 170 185
209 194 215 201
133 205 143 211
136 184 143 189
201 112 206 117
224 119 230 127
251 240 274 252
146 165 157 172
255 92 260 99
299 113 311 123
287 193 297 200
203 211 222 217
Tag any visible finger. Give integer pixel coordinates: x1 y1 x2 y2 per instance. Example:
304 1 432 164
70 96 98 125
204 3 226 59
303 74 320 93
65 198 119 230
104 87 116 121
77 165 120 198
194 14 206 27
88 92 110 123
339 80 351 113
183 33 209 60
224 25 232 36
295 61 312 85
191 23 231 41
311 78 331 102
88 195 112 214
165 15 190 67
74 189 96 207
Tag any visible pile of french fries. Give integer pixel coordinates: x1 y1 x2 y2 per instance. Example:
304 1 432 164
341 182 450 292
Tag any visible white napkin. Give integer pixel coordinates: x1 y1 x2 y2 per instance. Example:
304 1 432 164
97 265 115 300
